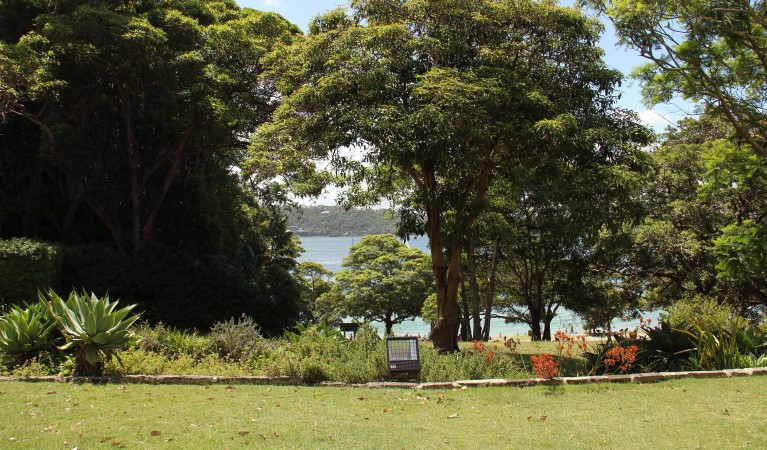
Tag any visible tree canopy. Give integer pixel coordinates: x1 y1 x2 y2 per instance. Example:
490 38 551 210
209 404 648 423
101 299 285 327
0 0 300 257
0 0 310 333
585 0 767 158
317 234 432 335
252 0 651 349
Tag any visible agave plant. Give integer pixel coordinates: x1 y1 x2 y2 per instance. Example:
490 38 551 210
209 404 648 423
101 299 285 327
0 299 58 365
46 290 140 375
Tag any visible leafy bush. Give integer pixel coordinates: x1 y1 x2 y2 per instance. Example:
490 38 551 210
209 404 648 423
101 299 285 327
210 314 261 361
419 344 522 382
682 318 767 370
637 321 696 371
104 349 252 376
133 323 214 360
0 238 62 306
585 322 694 374
663 297 732 331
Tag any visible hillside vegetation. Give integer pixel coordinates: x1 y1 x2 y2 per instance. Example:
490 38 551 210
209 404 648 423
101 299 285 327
285 206 397 236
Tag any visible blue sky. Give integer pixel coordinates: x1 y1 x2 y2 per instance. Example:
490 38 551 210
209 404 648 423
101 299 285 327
237 0 690 130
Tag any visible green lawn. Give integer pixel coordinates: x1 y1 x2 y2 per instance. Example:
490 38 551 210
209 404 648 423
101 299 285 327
2 377 765 449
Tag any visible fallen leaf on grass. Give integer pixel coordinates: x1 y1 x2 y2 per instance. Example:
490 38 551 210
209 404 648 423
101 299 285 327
357 397 367 401
258 433 267 440
569 435 576 441
111 442 125 448
382 408 388 413
47 391 57 395
116 386 126 392
207 397 215 401
150 430 161 436
273 431 279 437
226 386 235 391
447 413 460 419
538 416 547 421
238 431 250 436
99 437 114 443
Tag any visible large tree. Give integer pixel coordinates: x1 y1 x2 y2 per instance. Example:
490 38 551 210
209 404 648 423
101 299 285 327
251 0 650 350
317 234 432 335
0 0 300 257
630 114 767 313
585 0 767 158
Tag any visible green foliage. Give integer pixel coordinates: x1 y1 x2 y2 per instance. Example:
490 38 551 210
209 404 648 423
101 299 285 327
284 322 342 344
587 0 767 158
0 238 61 306
0 0 301 256
322 235 432 335
252 0 652 350
682 318 767 371
663 297 732 331
585 321 695 374
626 116 767 313
210 314 262 362
46 290 140 375
133 323 214 361
0 298 58 365
295 261 334 322
61 243 304 335
419 346 522 382
713 220 767 289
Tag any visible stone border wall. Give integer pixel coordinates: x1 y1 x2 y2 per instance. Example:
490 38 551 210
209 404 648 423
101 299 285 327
2 367 767 389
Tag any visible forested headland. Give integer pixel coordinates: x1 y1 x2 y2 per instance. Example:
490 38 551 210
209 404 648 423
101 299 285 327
284 206 396 236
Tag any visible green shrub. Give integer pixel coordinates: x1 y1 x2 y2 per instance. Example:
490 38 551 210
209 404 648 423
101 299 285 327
104 349 253 376
663 297 732 331
683 318 767 370
419 346 521 382
134 323 214 361
0 238 62 306
210 314 261 361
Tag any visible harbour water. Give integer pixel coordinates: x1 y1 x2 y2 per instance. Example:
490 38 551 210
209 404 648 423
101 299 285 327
296 235 659 338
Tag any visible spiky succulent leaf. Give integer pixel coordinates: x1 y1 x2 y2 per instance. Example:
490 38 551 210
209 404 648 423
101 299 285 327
45 290 140 373
0 299 58 356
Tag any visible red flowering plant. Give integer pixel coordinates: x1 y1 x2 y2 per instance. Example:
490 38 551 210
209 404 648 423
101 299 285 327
530 354 558 379
585 322 647 375
603 344 639 374
471 340 498 364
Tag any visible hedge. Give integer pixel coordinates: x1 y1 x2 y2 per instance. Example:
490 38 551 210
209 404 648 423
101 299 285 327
0 238 62 306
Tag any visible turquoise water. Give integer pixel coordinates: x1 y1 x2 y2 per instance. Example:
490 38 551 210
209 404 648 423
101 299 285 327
296 235 659 338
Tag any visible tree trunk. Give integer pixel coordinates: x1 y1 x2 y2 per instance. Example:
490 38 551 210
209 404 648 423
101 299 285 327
460 276 470 341
542 320 552 341
384 314 393 336
467 240 482 341
482 237 499 341
530 319 542 342
430 240 461 352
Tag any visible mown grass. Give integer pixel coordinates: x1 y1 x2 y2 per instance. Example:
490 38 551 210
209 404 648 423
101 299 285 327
2 376 765 449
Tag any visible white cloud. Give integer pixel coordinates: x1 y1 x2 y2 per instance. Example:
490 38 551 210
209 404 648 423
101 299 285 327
638 109 675 130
